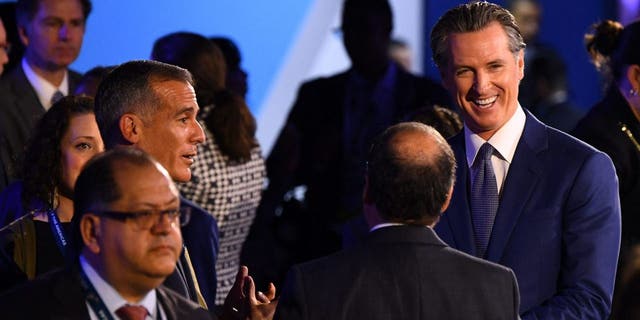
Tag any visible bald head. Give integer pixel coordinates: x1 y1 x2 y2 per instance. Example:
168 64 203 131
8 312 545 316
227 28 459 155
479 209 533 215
366 122 456 225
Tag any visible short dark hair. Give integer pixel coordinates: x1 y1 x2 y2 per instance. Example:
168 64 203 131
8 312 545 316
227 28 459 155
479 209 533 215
71 147 158 256
431 1 525 68
366 122 456 224
94 60 194 149
16 0 92 27
20 95 95 212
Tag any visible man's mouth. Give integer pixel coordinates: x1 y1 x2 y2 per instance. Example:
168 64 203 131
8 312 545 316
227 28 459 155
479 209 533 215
473 96 498 109
182 153 196 164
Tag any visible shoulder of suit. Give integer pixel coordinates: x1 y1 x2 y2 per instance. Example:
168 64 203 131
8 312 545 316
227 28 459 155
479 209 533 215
157 285 211 318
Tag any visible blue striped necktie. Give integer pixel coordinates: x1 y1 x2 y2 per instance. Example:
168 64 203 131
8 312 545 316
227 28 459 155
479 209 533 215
471 143 499 258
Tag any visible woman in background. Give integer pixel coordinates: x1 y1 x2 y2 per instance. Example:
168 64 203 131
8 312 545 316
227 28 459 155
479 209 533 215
0 96 103 290
152 32 266 307
572 20 640 250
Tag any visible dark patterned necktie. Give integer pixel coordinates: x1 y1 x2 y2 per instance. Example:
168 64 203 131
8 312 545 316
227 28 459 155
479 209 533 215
471 143 499 258
51 90 64 105
115 304 148 320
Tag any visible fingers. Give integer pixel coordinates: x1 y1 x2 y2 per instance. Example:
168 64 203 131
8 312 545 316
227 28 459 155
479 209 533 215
246 275 259 304
265 282 277 301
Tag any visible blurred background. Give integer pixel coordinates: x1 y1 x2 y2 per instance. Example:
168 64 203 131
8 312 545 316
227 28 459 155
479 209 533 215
0 0 636 152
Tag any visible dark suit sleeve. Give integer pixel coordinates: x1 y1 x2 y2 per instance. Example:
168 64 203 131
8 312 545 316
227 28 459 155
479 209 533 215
181 202 219 310
510 269 521 320
521 152 620 319
274 266 308 320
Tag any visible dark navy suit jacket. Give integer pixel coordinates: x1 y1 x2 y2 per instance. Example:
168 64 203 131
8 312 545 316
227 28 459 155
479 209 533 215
435 111 621 319
180 196 219 311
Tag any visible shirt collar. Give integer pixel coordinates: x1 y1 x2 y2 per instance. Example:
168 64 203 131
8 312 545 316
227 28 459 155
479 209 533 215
80 255 157 318
464 104 526 167
22 57 69 110
369 222 434 232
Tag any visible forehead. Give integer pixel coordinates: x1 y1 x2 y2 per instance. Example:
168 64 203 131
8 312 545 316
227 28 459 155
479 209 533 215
150 79 198 114
65 113 99 138
34 0 84 18
112 162 179 208
447 22 512 65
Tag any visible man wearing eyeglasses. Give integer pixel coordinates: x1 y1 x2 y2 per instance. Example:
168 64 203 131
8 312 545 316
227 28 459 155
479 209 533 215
0 148 213 319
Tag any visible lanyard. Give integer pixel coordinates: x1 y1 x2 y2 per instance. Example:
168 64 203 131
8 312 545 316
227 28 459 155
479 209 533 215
78 266 163 320
47 210 68 258
78 266 116 320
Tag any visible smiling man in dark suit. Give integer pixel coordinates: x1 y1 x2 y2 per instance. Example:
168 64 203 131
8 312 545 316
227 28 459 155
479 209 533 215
275 122 520 320
431 2 621 319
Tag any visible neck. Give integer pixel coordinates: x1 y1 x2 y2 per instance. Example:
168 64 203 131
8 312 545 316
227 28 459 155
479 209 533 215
86 254 159 303
56 195 74 222
25 55 66 87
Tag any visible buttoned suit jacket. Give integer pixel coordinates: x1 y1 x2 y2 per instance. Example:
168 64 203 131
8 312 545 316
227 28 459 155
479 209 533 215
435 111 621 319
275 226 520 320
0 64 82 191
0 266 212 319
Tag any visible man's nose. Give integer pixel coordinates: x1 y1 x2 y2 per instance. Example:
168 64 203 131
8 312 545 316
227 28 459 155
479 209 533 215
472 71 490 93
192 120 206 144
59 24 70 40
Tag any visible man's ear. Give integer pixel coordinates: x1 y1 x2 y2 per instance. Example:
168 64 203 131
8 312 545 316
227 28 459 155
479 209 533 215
440 186 454 213
17 25 29 47
80 215 102 255
517 49 525 81
119 114 143 144
362 175 374 205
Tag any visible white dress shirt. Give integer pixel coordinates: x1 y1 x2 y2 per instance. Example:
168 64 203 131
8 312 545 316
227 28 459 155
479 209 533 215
21 57 69 110
80 255 165 320
464 105 526 195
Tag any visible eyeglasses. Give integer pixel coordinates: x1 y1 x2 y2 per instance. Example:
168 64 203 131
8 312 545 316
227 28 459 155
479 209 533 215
94 207 191 230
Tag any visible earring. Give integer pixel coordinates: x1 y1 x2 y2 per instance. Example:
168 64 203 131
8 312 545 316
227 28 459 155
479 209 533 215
631 88 639 97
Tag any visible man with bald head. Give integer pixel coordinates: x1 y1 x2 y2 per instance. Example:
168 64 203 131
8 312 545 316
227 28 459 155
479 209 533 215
274 122 519 320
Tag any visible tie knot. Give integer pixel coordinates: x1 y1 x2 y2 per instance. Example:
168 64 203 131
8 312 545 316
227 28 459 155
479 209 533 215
51 90 64 105
115 304 148 320
478 143 494 162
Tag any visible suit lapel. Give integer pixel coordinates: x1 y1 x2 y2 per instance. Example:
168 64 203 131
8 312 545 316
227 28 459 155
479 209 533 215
442 133 477 255
50 267 92 320
8 65 45 126
485 112 547 262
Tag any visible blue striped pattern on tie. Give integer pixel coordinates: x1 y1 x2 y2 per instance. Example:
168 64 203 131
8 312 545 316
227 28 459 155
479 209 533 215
471 143 499 258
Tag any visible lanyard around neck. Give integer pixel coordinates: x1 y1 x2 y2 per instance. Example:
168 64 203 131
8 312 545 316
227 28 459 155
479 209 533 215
78 266 162 320
47 210 68 258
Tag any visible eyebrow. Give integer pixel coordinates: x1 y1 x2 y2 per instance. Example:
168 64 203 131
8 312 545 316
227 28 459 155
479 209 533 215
173 106 198 117
134 197 180 209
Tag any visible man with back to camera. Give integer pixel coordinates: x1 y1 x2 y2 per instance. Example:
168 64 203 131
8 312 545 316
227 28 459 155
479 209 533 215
94 60 278 318
0 0 91 191
431 2 621 318
253 0 453 284
274 122 520 320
